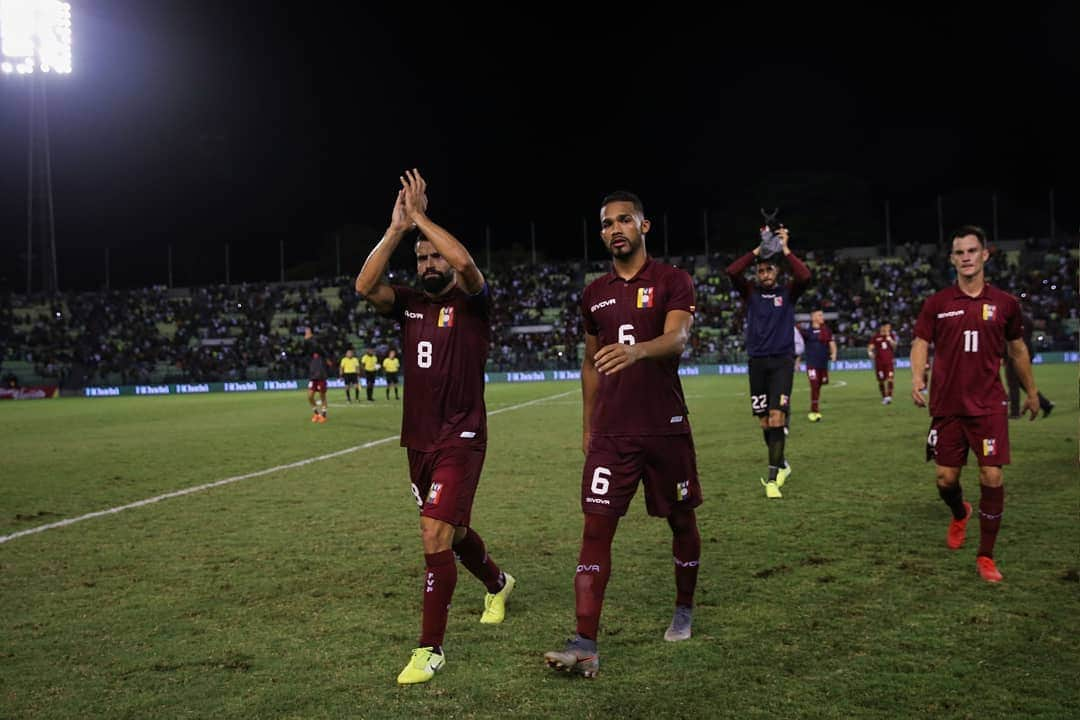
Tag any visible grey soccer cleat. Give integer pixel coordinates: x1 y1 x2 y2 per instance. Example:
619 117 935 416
544 635 600 678
664 605 693 642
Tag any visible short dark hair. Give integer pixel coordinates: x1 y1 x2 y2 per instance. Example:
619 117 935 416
601 191 645 216
950 225 988 248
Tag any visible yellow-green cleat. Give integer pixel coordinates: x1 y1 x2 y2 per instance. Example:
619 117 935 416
480 572 516 624
776 462 792 488
761 478 782 499
396 646 445 685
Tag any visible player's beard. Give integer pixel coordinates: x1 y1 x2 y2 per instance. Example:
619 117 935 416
421 269 454 295
607 234 640 259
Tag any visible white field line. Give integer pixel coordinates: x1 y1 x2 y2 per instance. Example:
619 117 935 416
0 389 576 545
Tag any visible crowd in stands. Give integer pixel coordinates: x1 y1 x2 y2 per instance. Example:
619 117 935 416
1 241 1075 387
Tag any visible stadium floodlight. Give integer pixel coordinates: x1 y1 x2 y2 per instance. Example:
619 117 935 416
0 0 72 75
1 0 72 293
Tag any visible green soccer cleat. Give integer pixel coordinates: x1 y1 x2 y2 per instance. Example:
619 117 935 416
776 462 792 488
761 478 782 499
396 646 445 685
807 412 822 422
480 572 516 625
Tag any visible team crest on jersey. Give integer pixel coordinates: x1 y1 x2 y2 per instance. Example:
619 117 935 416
427 482 444 505
983 438 996 456
676 480 690 501
437 307 455 327
780 394 789 407
982 304 996 321
774 296 784 307
637 287 655 308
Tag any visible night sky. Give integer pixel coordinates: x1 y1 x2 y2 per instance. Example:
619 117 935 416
1 1 1078 290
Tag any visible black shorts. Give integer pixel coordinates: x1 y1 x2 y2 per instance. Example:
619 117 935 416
748 355 794 416
343 373 358 385
364 371 377 385
384 372 399 385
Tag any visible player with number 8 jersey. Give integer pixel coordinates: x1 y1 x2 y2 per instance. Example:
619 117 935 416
354 170 514 685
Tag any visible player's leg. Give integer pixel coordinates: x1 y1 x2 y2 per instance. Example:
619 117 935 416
885 368 894 403
641 434 702 641
397 449 465 684
546 439 640 676
763 356 793 495
928 417 973 549
877 368 887 400
665 507 699 641
970 414 1010 582
808 367 822 417
319 389 328 419
367 372 375 401
435 447 514 623
307 387 319 421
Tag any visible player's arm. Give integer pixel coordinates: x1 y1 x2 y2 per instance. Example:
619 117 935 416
1006 338 1041 420
581 332 601 454
725 251 756 298
779 228 812 296
910 337 929 407
400 169 485 295
867 339 876 359
829 338 837 363
355 189 412 314
593 309 693 376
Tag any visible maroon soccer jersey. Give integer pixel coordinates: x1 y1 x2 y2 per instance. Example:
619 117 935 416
871 332 897 367
390 283 491 451
580 258 695 436
913 284 1022 417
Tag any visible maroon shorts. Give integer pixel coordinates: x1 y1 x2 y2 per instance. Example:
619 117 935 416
807 366 829 385
875 362 895 380
926 415 1010 467
308 379 327 393
407 445 486 526
582 434 702 518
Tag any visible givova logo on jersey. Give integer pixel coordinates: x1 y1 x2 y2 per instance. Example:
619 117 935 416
438 307 454 327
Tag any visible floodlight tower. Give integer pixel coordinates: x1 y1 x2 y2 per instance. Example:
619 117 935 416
1 0 72 295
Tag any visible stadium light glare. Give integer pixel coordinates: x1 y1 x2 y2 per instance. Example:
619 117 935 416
1 61 12 72
0 0 73 75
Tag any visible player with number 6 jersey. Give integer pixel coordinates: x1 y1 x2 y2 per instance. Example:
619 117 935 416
354 169 514 685
544 191 702 679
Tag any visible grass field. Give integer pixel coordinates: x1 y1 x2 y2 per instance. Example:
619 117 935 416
2 367 1078 719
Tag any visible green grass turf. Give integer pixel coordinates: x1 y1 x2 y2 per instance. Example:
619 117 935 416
1 367 1077 719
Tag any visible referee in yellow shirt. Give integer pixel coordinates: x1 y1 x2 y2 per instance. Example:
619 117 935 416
360 347 379 402
340 348 361 403
382 348 401 400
